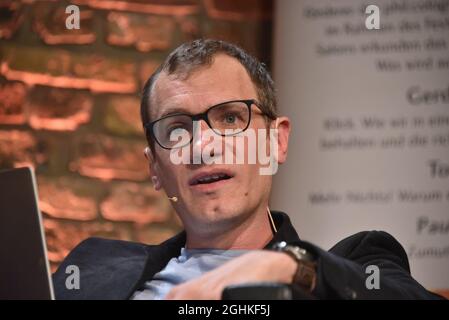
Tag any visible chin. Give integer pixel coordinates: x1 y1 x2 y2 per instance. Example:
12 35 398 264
195 204 239 224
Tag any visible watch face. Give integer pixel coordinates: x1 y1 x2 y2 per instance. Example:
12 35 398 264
272 242 314 262
293 247 308 257
293 247 315 263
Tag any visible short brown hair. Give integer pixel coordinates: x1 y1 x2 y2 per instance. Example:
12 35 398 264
140 39 278 142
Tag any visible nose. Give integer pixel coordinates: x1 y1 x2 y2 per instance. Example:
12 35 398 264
192 119 212 153
190 119 222 163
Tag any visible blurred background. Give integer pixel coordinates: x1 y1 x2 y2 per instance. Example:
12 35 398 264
1 0 448 298
0 0 274 271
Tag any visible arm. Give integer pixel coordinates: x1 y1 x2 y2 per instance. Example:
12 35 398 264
166 231 444 300
298 231 444 299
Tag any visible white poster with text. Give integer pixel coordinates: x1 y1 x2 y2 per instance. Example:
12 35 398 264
272 0 449 290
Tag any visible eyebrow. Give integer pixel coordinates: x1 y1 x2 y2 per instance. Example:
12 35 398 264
158 106 192 119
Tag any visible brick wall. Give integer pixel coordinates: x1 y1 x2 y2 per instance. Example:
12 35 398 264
0 0 273 271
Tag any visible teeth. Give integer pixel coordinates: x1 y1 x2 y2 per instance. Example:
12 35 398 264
196 173 228 184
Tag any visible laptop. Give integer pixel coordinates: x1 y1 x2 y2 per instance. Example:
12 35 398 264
0 166 54 300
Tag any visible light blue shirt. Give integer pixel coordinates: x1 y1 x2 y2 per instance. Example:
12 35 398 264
131 247 250 300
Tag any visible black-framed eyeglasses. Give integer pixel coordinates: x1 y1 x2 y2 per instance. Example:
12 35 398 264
144 99 271 150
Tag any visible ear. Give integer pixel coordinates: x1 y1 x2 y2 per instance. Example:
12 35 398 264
151 175 161 190
272 116 291 164
144 147 162 190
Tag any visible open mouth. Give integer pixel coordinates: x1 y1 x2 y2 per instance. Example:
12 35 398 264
189 172 233 186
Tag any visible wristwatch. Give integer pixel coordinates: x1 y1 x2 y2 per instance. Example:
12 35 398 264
272 241 317 292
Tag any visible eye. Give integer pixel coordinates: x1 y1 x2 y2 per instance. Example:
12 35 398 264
224 113 237 124
167 125 186 135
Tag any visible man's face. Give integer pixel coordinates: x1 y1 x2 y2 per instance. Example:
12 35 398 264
147 54 280 235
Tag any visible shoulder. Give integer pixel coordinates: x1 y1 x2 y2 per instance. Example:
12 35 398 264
60 237 149 262
52 237 151 300
54 237 151 272
329 230 410 272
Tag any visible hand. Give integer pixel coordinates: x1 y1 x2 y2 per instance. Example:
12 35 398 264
165 250 297 300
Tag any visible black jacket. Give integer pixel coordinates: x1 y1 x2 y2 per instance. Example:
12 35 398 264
53 211 442 300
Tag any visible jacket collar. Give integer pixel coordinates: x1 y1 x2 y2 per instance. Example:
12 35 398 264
129 211 299 298
265 210 301 247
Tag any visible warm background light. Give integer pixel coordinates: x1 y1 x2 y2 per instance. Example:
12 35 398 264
0 0 273 271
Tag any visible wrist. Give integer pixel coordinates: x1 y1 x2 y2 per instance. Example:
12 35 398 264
271 242 317 292
274 251 299 284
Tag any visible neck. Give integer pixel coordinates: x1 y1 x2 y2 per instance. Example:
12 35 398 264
185 205 274 250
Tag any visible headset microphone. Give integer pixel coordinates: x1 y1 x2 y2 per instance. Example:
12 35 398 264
168 196 178 202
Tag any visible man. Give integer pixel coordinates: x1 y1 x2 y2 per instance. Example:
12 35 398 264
53 39 442 300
